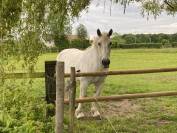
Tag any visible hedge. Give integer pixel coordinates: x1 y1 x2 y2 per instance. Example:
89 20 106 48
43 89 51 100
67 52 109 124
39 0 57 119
111 42 162 49
172 42 177 47
44 41 177 52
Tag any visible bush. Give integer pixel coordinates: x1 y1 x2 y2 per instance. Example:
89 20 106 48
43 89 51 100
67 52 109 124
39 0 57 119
171 42 177 48
162 43 172 48
111 41 119 48
161 39 169 45
146 43 162 48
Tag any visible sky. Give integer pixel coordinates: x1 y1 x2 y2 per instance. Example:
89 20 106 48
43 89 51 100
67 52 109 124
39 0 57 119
73 0 177 38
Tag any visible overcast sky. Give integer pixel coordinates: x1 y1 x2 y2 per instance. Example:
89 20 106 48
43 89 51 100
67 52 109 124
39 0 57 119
73 0 177 37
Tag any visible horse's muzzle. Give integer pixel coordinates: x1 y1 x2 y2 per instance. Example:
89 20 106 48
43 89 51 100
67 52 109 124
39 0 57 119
102 59 110 68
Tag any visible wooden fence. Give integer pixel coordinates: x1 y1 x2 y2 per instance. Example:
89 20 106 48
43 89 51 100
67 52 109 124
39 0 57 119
4 61 177 105
3 61 177 133
55 61 177 133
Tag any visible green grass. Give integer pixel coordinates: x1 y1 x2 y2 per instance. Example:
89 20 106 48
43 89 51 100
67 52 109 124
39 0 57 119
34 48 177 94
5 48 177 132
33 48 177 133
75 49 177 133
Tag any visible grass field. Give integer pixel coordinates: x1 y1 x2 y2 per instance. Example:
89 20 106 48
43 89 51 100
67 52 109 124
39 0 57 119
32 48 177 133
4 48 177 132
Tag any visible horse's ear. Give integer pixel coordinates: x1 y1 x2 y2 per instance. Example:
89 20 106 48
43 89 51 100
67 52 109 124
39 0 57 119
108 29 113 37
97 29 102 37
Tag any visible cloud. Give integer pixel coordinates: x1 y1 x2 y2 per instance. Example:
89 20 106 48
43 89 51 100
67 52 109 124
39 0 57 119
73 0 177 36
158 22 177 28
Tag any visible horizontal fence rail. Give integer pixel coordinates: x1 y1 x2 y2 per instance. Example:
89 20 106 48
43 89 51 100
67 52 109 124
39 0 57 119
3 67 177 79
64 91 177 104
65 67 177 77
3 72 44 79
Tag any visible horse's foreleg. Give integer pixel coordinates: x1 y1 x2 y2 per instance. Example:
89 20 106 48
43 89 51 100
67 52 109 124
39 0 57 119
75 80 88 119
91 81 104 118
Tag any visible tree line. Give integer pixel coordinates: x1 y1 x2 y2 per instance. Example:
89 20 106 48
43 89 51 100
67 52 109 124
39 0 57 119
112 33 177 44
111 32 177 49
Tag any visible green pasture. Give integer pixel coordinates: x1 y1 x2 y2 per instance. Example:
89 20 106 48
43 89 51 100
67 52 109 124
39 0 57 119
39 49 177 132
2 48 177 132
39 48 177 133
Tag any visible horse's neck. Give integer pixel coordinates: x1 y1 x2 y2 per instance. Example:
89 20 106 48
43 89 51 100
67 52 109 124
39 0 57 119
81 45 102 71
84 45 100 60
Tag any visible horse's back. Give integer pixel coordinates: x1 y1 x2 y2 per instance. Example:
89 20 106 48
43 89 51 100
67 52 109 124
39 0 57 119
56 48 83 73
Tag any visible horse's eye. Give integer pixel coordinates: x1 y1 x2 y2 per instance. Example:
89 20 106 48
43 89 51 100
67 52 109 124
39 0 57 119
98 43 101 46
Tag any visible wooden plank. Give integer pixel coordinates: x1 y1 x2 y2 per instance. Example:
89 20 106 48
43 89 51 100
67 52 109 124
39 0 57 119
4 72 44 79
56 62 65 133
69 67 76 133
64 67 177 77
3 67 177 79
64 91 177 104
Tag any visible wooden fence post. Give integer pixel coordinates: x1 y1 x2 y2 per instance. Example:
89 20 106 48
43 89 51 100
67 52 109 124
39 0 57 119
56 61 64 133
45 61 56 116
69 67 76 133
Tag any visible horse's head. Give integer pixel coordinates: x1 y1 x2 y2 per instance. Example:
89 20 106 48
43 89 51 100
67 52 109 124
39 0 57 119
94 29 113 68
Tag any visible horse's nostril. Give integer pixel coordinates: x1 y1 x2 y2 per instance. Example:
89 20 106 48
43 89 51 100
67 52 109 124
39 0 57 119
102 59 110 66
107 59 110 65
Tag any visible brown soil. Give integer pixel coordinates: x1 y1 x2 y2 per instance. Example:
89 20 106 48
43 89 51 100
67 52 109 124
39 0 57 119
77 99 141 120
99 99 141 118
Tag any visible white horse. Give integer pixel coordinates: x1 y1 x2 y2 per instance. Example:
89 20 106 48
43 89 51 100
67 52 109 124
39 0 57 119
56 29 113 119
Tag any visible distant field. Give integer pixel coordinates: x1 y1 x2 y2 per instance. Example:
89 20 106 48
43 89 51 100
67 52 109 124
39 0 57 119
32 48 177 71
7 48 177 132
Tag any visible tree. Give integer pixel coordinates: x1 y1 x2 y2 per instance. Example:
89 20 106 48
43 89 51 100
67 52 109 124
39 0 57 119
0 0 92 81
112 32 125 44
122 34 136 44
150 34 160 43
76 24 88 40
1 0 177 42
55 34 69 49
113 0 177 18
161 39 169 46
170 33 177 42
0 0 90 41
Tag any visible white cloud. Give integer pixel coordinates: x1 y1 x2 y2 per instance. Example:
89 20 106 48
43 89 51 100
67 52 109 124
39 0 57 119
158 22 177 28
73 0 177 36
